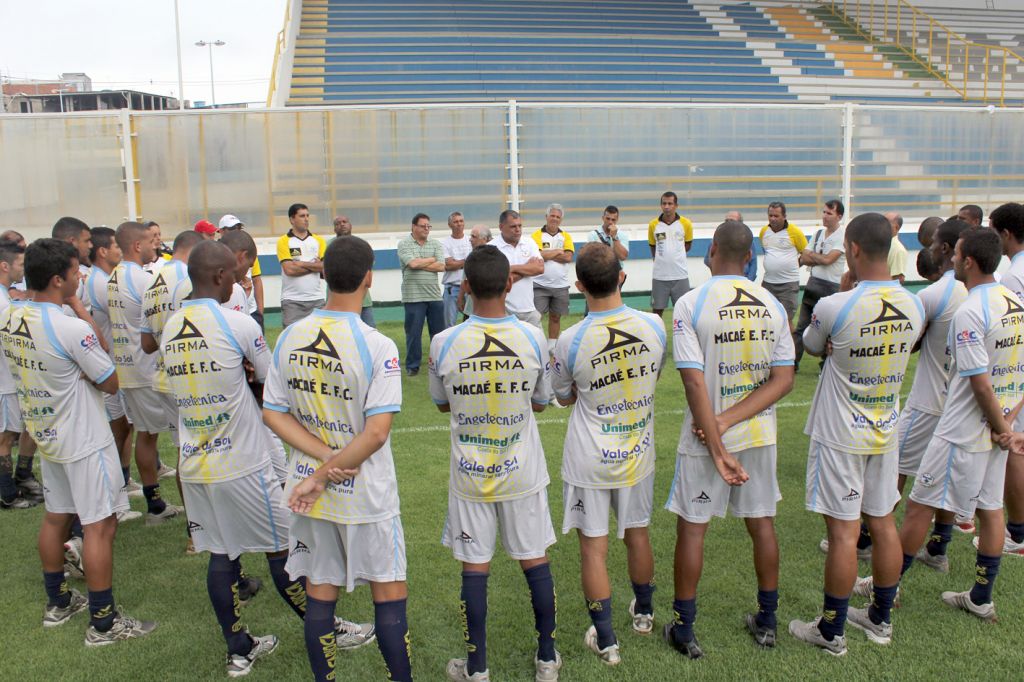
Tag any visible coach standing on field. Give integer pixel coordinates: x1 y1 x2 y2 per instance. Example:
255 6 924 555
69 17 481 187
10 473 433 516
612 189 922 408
490 209 544 327
276 203 327 327
759 201 807 330
398 213 445 376
648 191 694 318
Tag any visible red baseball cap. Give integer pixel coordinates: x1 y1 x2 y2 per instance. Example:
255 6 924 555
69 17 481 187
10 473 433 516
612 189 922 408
194 220 217 234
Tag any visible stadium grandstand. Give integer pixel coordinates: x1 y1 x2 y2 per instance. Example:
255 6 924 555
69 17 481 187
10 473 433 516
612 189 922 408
269 0 1024 107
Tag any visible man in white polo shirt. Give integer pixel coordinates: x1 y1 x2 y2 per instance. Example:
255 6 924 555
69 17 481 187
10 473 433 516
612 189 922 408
648 192 694 318
441 211 472 328
490 209 544 327
794 200 846 369
532 203 575 347
276 203 326 327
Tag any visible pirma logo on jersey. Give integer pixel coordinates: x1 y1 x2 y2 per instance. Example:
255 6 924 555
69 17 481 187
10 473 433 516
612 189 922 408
290 329 345 372
459 333 523 371
860 300 912 336
591 326 649 367
291 540 310 556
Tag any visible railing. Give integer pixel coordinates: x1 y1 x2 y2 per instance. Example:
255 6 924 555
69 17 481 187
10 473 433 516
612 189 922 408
266 1 293 108
821 0 1024 105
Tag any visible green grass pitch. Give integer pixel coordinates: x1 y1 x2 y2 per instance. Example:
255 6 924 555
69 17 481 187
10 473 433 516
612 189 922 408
3 315 1020 680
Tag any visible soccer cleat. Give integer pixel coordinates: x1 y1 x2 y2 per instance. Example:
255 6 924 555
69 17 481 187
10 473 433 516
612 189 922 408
818 538 872 562
744 613 776 648
1 494 39 509
43 589 88 627
145 504 184 526
226 633 278 678
63 537 85 579
334 617 376 649
156 463 176 479
84 612 158 647
628 598 654 635
123 479 144 498
15 473 44 500
445 659 491 681
237 575 262 606
973 530 1024 557
852 575 873 598
534 650 561 682
915 547 950 573
116 509 143 524
941 591 997 623
787 618 847 656
584 625 621 666
954 515 976 534
847 606 892 645
662 622 704 659
185 538 198 555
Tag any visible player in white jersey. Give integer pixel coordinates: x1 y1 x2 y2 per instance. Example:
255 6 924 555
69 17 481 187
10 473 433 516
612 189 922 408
667 221 795 657
894 227 1024 622
51 217 106 343
264 236 410 682
0 241 33 509
990 202 1024 557
430 245 561 682
552 244 665 665
108 222 183 525
789 213 924 655
0 238 156 644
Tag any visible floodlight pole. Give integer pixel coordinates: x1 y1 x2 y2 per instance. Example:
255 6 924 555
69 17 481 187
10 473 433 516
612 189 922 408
174 0 185 109
196 39 226 106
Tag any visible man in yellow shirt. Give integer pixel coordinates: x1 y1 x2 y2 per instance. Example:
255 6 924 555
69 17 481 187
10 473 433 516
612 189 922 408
885 212 907 285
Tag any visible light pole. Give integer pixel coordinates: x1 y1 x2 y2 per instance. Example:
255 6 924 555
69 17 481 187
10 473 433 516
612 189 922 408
195 39 225 107
174 0 184 109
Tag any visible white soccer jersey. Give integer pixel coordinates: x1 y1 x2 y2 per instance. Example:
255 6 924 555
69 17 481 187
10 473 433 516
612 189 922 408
648 216 693 281
264 310 402 524
904 271 968 416
429 315 550 502
934 283 1024 452
163 300 272 483
809 226 846 284
441 235 473 286
223 283 248 314
803 281 925 454
1002 251 1024 304
0 286 18 394
673 276 795 455
141 260 189 394
761 224 806 284
531 229 575 289
84 266 113 349
108 261 156 389
552 306 665 488
0 302 114 463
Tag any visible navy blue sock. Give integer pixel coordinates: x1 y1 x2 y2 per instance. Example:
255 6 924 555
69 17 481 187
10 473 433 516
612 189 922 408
817 593 848 641
756 589 778 630
670 598 696 643
925 522 954 556
121 466 130 486
1007 522 1024 545
901 552 915 576
70 516 83 540
587 597 616 649
267 554 306 619
856 522 872 550
524 563 557 662
304 596 337 682
207 554 251 656
868 583 898 625
460 571 488 675
43 570 71 608
631 581 655 616
88 588 115 632
969 553 1001 606
375 598 412 682
142 484 166 514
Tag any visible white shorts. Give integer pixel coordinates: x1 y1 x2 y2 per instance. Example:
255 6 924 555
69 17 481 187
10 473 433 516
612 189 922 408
562 473 654 539
909 438 1007 518
897 408 940 477
666 446 781 522
286 514 407 593
103 390 127 422
0 393 22 433
442 489 556 563
122 387 177 435
40 443 129 525
182 464 290 560
805 440 900 521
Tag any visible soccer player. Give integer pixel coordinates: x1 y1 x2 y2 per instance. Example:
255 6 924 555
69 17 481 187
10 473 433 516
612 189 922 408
789 213 924 655
649 191 694 317
1 238 155 644
264 236 409 682
108 221 183 525
218 215 265 327
991 202 1024 556
218 230 259 314
552 243 664 665
892 227 1022 622
430 245 560 682
666 221 795 657
0 240 35 509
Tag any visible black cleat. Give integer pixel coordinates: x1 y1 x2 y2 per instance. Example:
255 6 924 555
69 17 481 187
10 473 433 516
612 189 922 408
663 623 704 659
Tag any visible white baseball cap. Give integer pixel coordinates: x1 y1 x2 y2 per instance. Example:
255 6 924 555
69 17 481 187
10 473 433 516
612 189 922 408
218 214 244 230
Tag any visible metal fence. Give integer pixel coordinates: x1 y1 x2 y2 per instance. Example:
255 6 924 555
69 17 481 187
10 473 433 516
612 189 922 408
2 101 1022 237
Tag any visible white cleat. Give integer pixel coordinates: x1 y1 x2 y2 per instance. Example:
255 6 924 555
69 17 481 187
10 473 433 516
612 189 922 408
584 625 620 666
941 591 997 623
226 633 279 678
445 658 490 681
628 598 654 635
847 606 892 645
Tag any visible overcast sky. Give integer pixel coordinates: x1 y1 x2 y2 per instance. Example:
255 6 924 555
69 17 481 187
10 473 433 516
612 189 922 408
0 0 284 106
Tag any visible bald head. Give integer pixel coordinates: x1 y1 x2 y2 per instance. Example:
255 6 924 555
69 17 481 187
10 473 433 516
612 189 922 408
724 210 743 222
711 220 754 267
884 212 903 237
187 240 237 303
